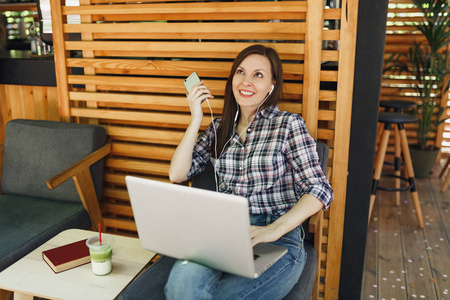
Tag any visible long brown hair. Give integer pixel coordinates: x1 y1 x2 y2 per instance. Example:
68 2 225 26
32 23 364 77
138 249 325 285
212 44 284 158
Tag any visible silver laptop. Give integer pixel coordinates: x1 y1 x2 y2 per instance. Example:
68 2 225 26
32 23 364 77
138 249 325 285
125 176 287 279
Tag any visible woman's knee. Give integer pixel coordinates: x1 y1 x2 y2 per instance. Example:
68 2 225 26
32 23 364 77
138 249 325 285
165 260 222 300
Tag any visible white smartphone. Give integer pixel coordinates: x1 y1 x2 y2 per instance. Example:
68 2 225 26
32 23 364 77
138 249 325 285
184 72 201 93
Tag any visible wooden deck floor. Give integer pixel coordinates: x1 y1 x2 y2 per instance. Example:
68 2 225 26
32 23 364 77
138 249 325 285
361 159 450 300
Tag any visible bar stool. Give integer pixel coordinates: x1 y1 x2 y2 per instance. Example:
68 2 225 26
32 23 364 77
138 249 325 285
370 112 424 228
376 100 417 145
376 100 417 206
379 99 417 112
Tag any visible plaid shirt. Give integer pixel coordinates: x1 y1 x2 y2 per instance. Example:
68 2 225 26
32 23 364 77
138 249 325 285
188 104 333 215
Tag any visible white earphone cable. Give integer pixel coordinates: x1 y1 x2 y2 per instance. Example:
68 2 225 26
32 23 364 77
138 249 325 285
205 85 274 192
204 99 220 192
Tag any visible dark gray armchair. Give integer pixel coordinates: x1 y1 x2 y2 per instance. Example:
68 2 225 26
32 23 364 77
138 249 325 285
0 119 110 272
119 142 329 300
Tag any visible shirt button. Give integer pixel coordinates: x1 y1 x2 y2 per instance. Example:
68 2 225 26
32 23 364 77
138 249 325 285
236 183 241 187
239 166 243 170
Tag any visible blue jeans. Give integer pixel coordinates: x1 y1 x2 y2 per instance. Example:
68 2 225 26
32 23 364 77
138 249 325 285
164 214 306 300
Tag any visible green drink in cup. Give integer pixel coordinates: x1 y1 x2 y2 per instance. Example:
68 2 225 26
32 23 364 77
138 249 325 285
86 234 114 275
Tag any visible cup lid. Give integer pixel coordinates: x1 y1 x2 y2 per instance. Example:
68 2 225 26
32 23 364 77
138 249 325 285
86 234 115 250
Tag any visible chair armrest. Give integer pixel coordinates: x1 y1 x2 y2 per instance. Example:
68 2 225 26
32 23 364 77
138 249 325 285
46 143 111 231
46 143 111 189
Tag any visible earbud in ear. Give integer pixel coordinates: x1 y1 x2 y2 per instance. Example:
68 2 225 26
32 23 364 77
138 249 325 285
234 105 240 122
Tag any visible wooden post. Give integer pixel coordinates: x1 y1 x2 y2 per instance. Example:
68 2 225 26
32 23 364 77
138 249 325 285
325 0 359 298
302 0 324 139
50 0 71 122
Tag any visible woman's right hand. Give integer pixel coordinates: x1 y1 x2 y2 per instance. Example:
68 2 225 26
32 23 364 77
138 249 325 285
169 81 213 183
187 81 213 122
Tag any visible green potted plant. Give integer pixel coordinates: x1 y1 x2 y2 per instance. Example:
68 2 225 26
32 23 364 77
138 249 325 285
385 0 450 177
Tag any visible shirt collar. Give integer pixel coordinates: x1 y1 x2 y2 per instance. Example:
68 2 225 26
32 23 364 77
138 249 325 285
256 104 281 120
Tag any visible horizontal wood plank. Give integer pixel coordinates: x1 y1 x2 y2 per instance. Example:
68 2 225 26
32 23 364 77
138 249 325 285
103 218 137 232
317 129 335 140
103 187 129 201
67 75 302 96
319 90 337 101
69 91 223 113
65 22 306 41
71 108 213 128
66 59 336 82
105 158 170 175
66 59 306 80
101 202 133 217
63 2 307 20
111 143 174 161
318 110 336 121
103 125 185 145
64 41 306 60
104 173 171 186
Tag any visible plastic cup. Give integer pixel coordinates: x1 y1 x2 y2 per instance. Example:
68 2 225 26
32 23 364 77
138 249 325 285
86 234 114 276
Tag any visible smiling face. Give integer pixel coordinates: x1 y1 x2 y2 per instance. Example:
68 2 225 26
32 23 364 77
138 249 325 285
232 54 275 114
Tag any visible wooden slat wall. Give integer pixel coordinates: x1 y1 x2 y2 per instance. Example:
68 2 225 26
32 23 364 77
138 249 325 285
382 0 450 154
47 0 359 298
0 85 60 144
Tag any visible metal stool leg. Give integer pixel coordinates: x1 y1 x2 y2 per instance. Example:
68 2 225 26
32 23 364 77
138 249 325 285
369 123 391 223
398 123 424 228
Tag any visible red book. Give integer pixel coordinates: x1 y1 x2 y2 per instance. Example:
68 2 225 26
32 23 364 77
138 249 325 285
42 239 91 273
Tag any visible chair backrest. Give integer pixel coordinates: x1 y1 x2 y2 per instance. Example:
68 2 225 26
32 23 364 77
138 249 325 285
1 119 106 203
192 141 329 191
315 141 329 173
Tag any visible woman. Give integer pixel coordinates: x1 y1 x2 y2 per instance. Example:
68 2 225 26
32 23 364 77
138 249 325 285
167 44 333 300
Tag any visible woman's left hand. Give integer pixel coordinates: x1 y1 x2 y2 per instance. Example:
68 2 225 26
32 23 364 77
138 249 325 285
250 195 324 247
250 224 282 247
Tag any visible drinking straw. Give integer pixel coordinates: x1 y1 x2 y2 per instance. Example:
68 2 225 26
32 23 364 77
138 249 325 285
98 222 102 246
